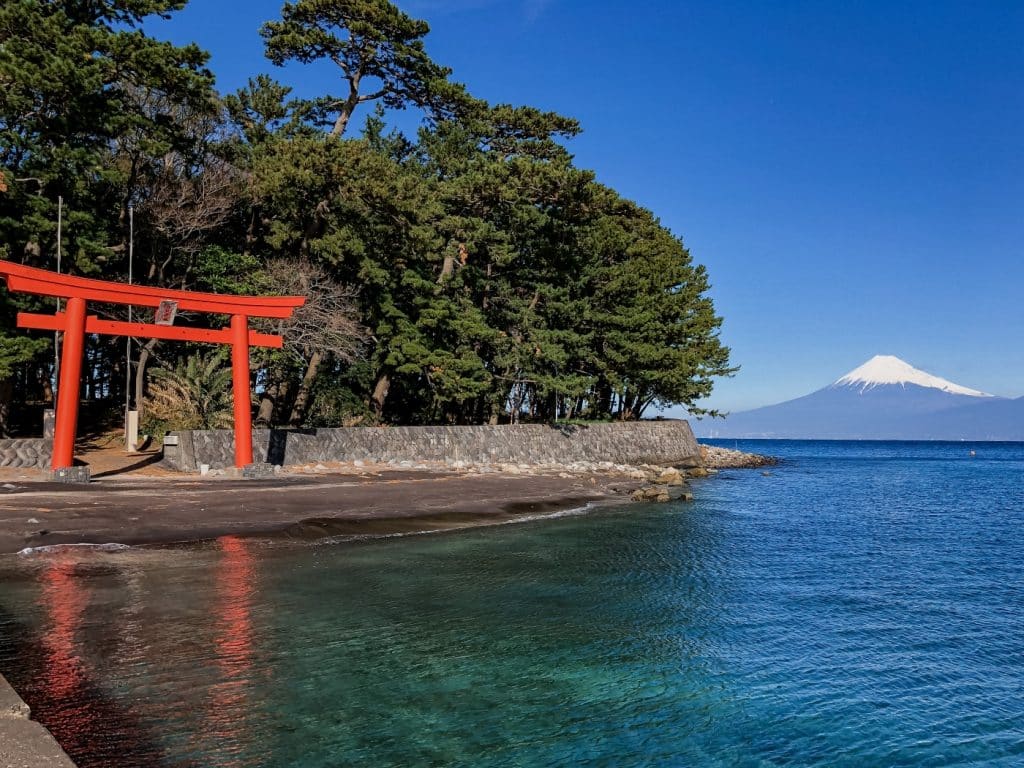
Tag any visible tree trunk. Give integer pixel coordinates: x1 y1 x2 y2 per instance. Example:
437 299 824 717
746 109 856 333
508 381 527 424
299 75 362 253
567 396 582 420
300 199 330 257
370 371 391 420
544 391 557 422
620 392 641 421
256 376 282 426
331 102 356 138
287 350 324 427
134 339 159 421
635 397 654 420
482 263 493 310
330 72 362 137
437 251 456 284
38 368 53 404
617 388 635 421
244 207 258 257
0 377 11 437
595 381 612 420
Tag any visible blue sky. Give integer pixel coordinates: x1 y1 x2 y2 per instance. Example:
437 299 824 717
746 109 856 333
151 1 1024 412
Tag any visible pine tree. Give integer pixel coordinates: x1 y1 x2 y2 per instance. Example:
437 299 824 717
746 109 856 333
260 0 464 138
583 188 736 419
0 0 214 433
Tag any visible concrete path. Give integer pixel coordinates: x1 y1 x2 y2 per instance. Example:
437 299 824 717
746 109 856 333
0 675 76 768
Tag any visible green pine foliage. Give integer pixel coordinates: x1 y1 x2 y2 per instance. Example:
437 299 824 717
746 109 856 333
0 0 734 434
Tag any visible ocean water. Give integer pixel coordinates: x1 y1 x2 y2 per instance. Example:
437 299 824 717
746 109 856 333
1 440 1022 767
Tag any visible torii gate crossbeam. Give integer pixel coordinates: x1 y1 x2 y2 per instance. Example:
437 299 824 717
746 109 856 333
0 260 305 473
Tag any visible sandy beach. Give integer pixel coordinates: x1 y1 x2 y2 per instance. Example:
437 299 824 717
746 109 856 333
0 441 774 555
0 469 642 555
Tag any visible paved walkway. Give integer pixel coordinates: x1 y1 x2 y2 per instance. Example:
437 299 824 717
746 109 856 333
0 674 76 767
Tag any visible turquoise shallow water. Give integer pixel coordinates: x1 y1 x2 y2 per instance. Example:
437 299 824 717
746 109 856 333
1 440 1023 767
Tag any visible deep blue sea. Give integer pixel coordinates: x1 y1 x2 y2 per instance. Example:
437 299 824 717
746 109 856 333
1 440 1022 767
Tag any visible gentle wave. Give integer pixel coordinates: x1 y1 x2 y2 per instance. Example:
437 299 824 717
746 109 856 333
318 502 598 545
17 542 132 557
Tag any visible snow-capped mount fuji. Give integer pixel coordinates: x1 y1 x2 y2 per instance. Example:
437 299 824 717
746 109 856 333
831 355 992 397
697 355 1023 440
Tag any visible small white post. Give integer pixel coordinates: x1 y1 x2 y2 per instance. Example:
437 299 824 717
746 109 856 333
126 410 139 453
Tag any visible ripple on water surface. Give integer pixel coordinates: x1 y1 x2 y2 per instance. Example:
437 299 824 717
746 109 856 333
0 440 1023 767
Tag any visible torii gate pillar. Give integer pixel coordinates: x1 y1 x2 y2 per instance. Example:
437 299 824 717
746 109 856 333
0 260 305 477
52 297 87 470
230 313 253 469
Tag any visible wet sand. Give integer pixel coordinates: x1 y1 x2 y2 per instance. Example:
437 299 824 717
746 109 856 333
0 470 640 554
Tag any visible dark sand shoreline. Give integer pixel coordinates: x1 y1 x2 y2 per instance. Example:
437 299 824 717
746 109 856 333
0 470 642 555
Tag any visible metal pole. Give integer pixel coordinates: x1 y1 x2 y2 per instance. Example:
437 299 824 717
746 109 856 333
124 205 134 450
54 196 62 396
126 205 133 413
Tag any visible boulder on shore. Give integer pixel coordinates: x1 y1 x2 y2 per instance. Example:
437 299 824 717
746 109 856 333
631 486 669 503
653 467 684 486
630 483 693 503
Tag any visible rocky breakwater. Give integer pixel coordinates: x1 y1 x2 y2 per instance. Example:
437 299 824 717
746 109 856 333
629 466 697 503
280 457 705 506
433 459 703 506
272 443 776 508
624 445 777 504
699 444 777 469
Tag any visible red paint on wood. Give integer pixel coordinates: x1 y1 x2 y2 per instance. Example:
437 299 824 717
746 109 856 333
17 312 284 349
230 314 254 468
52 297 86 470
0 261 304 471
0 260 303 318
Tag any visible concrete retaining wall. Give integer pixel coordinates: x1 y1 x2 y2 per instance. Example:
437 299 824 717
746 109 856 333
163 421 701 472
0 674 77 767
0 438 52 469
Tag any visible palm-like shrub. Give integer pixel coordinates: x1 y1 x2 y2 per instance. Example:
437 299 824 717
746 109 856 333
142 351 235 435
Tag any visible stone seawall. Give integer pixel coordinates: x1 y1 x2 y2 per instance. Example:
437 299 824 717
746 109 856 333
163 421 701 472
0 438 51 469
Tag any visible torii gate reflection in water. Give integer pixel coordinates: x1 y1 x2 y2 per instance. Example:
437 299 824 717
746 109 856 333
0 260 305 474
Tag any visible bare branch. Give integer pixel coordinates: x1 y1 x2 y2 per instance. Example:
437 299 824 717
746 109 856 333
262 258 366 363
357 88 389 103
140 156 240 256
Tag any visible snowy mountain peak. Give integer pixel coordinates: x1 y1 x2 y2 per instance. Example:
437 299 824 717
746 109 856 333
833 355 991 397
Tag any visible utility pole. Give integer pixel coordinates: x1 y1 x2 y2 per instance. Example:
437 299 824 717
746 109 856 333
54 196 62 391
125 204 137 451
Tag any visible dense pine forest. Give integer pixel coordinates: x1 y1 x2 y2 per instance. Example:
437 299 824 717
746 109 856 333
0 0 734 436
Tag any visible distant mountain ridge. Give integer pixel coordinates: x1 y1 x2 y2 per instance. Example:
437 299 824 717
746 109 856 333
698 355 1024 440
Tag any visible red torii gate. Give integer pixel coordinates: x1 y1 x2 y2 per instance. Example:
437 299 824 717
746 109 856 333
0 260 305 472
